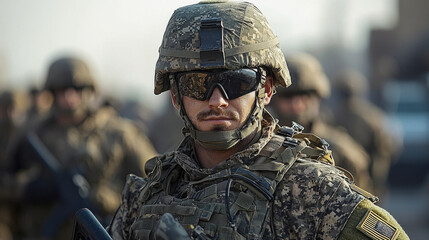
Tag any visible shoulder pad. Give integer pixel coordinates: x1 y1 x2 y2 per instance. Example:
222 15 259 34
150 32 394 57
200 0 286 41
338 199 409 240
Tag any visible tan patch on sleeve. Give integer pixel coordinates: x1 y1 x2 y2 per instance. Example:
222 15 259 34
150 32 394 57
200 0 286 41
357 210 399 240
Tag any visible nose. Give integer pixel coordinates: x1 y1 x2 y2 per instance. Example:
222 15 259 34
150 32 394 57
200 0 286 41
290 95 307 113
208 87 229 108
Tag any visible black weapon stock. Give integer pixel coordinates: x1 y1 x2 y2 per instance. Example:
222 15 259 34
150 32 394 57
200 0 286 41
26 131 98 238
72 210 193 240
72 208 112 240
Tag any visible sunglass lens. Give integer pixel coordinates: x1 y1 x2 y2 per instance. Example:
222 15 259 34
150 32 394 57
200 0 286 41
177 68 260 100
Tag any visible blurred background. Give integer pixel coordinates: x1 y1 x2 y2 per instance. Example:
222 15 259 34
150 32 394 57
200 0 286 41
0 0 428 238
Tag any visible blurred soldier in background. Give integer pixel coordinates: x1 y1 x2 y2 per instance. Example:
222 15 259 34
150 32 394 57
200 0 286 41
118 99 155 135
24 85 53 123
270 52 374 191
6 56 157 239
0 90 16 240
148 99 184 153
333 69 398 198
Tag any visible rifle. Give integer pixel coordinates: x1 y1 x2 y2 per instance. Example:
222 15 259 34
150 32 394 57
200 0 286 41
72 208 112 240
26 131 99 238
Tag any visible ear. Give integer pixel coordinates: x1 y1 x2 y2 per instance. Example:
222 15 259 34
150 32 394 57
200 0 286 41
263 76 274 105
170 89 180 110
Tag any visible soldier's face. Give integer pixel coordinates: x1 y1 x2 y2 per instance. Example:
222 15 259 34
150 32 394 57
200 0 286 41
275 93 320 126
181 87 255 132
54 87 94 115
175 76 274 132
55 87 83 110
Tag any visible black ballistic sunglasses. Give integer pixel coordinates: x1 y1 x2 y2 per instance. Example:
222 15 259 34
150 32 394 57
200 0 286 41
175 68 265 101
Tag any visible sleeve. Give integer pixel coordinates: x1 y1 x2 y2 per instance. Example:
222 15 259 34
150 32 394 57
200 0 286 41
107 174 147 239
338 198 409 240
314 174 365 239
271 163 363 240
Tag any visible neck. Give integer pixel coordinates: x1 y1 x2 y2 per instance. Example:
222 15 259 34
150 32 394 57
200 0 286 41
194 129 258 169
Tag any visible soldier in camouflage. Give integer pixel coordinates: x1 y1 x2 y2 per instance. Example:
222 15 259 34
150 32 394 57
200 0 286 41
108 1 409 239
269 52 374 192
7 56 157 239
332 69 398 199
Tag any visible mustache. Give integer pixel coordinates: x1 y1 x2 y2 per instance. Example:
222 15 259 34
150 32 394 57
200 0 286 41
197 109 239 121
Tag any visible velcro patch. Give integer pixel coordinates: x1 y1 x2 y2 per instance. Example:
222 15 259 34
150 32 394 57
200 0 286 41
357 210 399 240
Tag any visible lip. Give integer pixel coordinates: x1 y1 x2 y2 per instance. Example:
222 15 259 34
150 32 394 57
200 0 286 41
202 117 234 126
203 116 233 121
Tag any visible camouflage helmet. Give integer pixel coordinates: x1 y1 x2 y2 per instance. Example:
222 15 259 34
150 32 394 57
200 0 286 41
154 0 290 95
279 53 330 99
334 69 369 98
44 57 97 91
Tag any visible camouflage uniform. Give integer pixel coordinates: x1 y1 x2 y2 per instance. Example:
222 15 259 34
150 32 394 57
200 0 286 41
333 70 397 198
109 1 408 240
271 53 373 191
108 111 407 240
9 57 157 239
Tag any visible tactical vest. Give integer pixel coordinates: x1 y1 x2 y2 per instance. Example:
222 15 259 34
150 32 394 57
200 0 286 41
127 126 369 240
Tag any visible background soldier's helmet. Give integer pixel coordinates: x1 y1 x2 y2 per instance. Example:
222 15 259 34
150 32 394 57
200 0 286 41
279 53 330 99
44 57 97 91
334 69 369 98
154 0 290 95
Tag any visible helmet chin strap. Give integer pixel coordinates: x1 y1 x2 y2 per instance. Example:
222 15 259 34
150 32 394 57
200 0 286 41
171 71 267 150
191 100 263 150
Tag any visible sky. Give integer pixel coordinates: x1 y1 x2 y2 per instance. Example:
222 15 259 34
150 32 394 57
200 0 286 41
0 0 397 109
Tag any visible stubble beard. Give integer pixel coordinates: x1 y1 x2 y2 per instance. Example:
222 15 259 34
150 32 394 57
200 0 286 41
196 108 240 132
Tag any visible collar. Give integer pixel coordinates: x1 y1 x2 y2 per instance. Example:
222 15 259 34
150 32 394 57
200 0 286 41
174 109 277 181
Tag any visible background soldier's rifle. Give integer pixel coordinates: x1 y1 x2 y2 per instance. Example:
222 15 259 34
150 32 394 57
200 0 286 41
72 208 112 240
73 209 193 240
25 131 100 238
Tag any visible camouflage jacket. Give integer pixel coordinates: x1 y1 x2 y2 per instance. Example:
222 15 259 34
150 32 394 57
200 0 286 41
108 112 408 240
10 106 157 239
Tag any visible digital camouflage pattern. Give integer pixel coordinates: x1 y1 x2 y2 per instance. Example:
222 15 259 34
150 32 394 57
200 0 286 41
11 106 157 239
106 112 406 240
154 0 290 95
